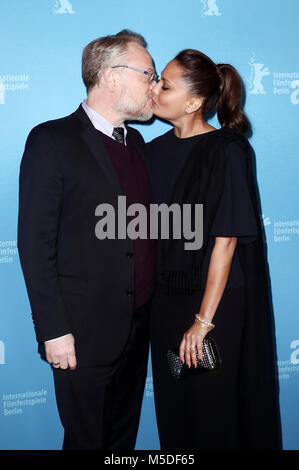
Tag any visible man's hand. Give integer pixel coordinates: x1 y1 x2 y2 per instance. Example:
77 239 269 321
45 333 77 370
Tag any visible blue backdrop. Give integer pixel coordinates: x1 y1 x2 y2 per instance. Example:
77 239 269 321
0 0 298 450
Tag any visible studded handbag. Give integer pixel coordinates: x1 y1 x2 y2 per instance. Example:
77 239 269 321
167 337 222 379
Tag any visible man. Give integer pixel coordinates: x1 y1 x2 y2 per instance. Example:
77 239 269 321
18 30 157 450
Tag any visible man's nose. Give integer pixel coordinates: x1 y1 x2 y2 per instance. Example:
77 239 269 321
150 81 159 94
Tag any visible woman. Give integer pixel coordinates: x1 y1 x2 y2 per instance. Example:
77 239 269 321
147 49 281 450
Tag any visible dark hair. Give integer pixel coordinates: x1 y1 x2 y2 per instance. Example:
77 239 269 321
174 49 249 135
82 29 147 92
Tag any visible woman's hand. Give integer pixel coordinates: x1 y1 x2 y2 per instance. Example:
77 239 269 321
178 237 237 369
179 322 209 369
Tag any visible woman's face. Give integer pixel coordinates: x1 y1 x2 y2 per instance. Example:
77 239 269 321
151 60 194 122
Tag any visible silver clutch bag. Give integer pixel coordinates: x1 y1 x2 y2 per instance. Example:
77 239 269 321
167 337 222 379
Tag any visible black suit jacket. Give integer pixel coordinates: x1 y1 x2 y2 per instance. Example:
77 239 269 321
18 104 150 366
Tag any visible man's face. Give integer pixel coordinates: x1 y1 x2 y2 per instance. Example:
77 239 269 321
114 42 155 121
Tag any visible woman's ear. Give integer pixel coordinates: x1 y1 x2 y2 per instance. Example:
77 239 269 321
185 97 203 114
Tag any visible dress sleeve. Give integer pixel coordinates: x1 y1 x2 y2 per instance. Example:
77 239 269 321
210 140 259 244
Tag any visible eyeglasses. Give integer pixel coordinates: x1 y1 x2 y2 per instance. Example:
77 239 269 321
112 65 159 83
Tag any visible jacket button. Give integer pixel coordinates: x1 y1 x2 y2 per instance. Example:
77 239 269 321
126 251 133 258
126 289 134 296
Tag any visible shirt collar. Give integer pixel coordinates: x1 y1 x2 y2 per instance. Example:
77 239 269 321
81 99 127 144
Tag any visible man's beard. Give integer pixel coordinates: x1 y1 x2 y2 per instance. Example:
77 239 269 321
114 87 153 121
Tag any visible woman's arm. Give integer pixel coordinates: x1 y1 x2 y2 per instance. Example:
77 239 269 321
179 236 237 368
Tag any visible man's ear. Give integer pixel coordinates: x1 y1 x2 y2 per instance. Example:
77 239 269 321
102 67 119 92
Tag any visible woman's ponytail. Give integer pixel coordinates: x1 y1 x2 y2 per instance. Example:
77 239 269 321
216 63 249 135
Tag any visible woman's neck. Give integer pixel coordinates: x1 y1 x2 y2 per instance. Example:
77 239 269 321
172 117 216 139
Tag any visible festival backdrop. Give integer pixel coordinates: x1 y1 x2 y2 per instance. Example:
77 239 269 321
0 0 298 450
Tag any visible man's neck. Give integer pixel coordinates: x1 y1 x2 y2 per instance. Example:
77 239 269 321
86 96 124 127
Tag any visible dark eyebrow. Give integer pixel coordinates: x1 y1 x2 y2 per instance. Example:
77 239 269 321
161 76 171 83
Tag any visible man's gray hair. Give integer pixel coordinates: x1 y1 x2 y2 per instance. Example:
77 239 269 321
82 30 147 92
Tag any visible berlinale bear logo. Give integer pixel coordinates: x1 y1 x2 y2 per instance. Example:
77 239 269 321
201 0 221 16
248 54 270 94
53 0 75 14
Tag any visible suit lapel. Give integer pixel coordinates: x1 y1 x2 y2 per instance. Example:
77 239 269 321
72 105 150 193
73 105 123 194
80 125 123 194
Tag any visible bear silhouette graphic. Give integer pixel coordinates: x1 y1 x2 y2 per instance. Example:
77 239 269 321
248 56 270 94
53 0 75 14
201 0 221 16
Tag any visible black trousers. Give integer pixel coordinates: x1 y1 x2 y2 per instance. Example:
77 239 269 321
52 301 150 450
150 285 245 450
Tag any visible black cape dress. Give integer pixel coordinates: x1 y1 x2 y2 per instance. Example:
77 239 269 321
147 127 282 450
